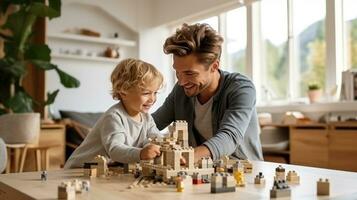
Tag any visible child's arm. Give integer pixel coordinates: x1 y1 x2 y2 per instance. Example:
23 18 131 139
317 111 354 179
140 144 161 160
100 114 142 163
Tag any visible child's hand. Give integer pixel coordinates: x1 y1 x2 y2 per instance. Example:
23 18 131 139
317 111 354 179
140 144 161 160
180 156 186 166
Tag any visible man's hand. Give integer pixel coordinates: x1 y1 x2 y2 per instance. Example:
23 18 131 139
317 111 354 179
194 145 212 163
140 144 161 160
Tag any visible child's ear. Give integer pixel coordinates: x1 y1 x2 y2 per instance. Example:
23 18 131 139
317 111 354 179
119 91 127 98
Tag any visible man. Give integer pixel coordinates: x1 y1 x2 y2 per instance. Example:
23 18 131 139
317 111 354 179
153 23 263 162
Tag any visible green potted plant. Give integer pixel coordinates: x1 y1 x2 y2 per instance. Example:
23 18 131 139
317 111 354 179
0 0 80 115
307 82 322 103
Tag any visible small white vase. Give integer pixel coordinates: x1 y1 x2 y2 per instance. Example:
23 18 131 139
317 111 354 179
308 89 322 103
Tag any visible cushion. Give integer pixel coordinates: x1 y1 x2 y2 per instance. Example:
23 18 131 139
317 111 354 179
59 110 103 127
59 110 103 159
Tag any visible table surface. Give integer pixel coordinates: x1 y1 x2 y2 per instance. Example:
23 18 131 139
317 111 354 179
1 161 357 200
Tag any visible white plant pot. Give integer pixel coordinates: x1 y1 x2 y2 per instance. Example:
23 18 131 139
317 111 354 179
0 113 40 144
308 89 322 103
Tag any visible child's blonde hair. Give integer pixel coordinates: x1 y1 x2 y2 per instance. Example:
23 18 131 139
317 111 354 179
111 58 163 100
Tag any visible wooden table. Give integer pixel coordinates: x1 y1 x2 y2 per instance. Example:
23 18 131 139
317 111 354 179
1 161 357 200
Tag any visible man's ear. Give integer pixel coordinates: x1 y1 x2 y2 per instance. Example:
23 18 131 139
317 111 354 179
210 59 220 72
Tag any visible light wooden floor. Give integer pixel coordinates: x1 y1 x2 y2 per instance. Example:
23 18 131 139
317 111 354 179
1 161 357 200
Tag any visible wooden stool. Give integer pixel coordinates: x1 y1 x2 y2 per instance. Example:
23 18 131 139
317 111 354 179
26 144 60 172
5 143 60 173
5 144 26 173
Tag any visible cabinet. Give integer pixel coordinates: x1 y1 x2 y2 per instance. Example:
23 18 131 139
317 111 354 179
290 125 328 168
262 122 357 171
47 33 136 63
328 122 357 171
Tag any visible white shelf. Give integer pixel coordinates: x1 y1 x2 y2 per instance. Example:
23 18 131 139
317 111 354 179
51 53 121 63
48 33 136 47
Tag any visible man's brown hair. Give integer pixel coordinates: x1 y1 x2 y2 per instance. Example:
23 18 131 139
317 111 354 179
163 23 224 66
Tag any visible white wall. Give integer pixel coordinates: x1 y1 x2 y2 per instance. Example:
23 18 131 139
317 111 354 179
138 26 175 112
151 0 238 26
46 0 242 113
46 0 139 113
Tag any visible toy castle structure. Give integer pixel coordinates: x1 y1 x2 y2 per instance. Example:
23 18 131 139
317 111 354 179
141 120 214 183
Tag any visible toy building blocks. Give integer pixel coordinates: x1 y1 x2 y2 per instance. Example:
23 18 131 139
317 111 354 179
168 120 189 148
275 165 286 181
192 172 202 184
93 155 108 177
214 156 253 173
198 157 214 169
124 163 137 173
240 160 253 173
83 162 97 178
176 172 192 192
58 181 75 200
254 172 266 185
141 121 214 183
176 176 184 192
82 180 90 191
286 170 300 184
211 172 236 193
317 178 330 196
270 180 291 198
233 161 245 187
41 171 47 181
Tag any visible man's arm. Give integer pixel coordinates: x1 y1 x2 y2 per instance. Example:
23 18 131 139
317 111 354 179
194 145 212 163
203 81 256 160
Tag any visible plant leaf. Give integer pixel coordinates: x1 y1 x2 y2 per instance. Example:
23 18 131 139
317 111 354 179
29 2 59 19
0 108 7 115
48 0 61 18
25 44 50 61
30 60 56 70
45 89 59 105
55 68 80 88
3 8 26 41
5 90 33 113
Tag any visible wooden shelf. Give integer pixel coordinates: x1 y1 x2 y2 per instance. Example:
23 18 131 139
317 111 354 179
51 53 121 63
48 33 136 47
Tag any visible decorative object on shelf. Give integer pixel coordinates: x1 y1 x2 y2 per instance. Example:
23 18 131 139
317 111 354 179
0 1 80 115
307 82 322 103
113 32 119 38
282 111 311 125
340 69 357 101
48 32 136 46
104 47 120 59
80 28 100 37
258 112 272 125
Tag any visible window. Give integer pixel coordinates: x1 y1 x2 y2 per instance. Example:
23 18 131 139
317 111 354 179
343 0 357 69
293 0 326 97
173 0 347 105
226 7 247 74
196 16 219 32
261 0 289 100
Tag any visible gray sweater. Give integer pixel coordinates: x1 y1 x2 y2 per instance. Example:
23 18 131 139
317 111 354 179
65 102 161 168
152 70 263 161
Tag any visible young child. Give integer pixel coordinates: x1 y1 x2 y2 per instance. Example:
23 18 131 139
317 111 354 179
64 58 164 168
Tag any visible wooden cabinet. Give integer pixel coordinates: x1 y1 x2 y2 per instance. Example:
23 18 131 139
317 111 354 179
290 125 328 168
262 122 357 172
328 122 357 171
39 124 66 169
